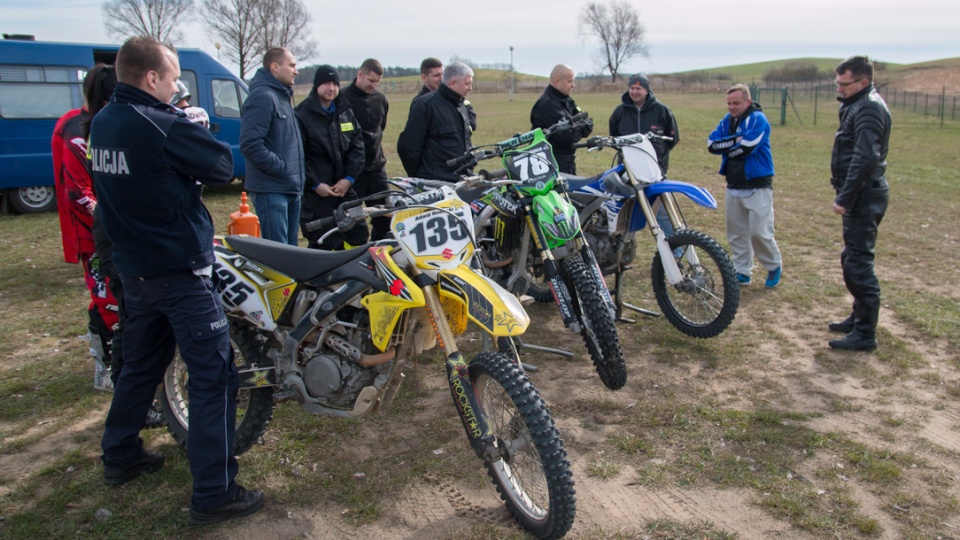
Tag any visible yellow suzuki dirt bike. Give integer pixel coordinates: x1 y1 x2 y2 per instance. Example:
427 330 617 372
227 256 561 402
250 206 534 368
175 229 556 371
159 181 576 539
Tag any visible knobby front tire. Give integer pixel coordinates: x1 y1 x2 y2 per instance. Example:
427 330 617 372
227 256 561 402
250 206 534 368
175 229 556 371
651 228 739 338
469 352 576 540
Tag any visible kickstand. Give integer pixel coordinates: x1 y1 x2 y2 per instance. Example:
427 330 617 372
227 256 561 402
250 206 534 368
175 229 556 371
613 264 660 322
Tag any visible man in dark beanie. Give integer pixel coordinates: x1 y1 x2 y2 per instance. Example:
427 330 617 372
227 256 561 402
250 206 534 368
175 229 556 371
343 58 391 240
609 74 679 174
609 74 682 241
295 64 368 249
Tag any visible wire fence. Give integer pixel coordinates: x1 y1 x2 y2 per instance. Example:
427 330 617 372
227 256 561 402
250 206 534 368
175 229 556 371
297 74 960 127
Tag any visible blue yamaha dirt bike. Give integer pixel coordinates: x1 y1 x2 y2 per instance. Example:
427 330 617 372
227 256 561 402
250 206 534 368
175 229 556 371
565 133 739 338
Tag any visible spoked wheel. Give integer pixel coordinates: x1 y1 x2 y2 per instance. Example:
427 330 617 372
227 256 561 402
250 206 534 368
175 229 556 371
159 320 275 455
469 352 575 540
561 254 627 390
651 228 739 338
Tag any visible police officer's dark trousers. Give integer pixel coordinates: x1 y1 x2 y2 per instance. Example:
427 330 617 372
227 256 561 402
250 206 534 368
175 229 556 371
840 181 888 337
101 271 240 510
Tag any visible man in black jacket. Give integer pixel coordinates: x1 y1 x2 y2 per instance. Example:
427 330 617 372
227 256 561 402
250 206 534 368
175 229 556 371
92 36 263 525
412 58 476 131
397 61 474 182
609 74 679 173
343 58 390 240
296 65 368 249
828 56 891 352
530 64 592 174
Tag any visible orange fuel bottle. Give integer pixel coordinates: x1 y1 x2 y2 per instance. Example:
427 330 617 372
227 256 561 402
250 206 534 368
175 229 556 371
228 191 260 237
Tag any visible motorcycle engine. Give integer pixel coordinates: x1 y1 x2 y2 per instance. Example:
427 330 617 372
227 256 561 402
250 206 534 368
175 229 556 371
582 212 635 274
300 309 379 407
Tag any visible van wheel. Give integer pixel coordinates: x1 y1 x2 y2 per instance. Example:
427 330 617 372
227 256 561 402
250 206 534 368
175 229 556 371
7 186 56 214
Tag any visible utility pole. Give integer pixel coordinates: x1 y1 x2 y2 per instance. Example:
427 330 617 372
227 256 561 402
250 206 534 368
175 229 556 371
509 46 514 101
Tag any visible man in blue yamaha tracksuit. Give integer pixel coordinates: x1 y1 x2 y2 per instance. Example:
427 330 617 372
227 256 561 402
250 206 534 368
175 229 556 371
708 84 783 289
91 36 263 525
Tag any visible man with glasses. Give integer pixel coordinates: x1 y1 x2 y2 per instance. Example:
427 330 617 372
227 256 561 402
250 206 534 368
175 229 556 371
827 56 891 352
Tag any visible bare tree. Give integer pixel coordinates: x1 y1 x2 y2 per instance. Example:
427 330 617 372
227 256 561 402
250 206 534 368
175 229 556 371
204 0 263 79
257 0 317 62
578 1 650 83
102 0 194 43
204 0 317 80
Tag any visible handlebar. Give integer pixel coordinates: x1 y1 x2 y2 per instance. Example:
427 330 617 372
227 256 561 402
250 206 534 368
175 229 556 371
573 132 674 151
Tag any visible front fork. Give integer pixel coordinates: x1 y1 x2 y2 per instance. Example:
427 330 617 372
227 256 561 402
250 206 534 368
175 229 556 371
419 274 500 462
636 188 685 285
523 212 581 333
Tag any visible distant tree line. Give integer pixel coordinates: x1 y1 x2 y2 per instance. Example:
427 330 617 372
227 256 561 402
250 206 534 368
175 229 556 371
293 65 423 85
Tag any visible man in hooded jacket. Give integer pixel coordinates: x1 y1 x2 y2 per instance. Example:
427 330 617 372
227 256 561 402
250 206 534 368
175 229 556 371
295 65 368 250
240 48 305 246
708 84 783 289
609 74 680 173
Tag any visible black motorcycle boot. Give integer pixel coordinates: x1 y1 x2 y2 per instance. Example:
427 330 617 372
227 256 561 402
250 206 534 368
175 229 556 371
830 299 878 351
103 449 165 485
828 330 877 352
189 485 265 525
828 314 855 334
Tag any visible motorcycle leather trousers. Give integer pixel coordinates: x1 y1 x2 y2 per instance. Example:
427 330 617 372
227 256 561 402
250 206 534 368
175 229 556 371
839 183 888 337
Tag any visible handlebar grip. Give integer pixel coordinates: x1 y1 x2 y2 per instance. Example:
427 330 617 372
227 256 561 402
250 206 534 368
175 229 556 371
570 111 590 123
479 168 508 180
445 155 467 169
303 216 336 233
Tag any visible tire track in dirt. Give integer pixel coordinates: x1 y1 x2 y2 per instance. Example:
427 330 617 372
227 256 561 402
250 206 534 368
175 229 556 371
0 408 105 498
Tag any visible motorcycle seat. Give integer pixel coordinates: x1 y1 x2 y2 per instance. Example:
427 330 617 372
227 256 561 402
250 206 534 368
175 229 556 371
224 235 371 282
560 173 601 191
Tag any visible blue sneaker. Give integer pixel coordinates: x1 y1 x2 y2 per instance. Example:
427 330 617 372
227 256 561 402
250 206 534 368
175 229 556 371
736 273 751 286
765 267 781 288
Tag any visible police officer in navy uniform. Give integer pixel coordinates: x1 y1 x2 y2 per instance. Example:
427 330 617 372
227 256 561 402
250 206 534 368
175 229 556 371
91 36 264 525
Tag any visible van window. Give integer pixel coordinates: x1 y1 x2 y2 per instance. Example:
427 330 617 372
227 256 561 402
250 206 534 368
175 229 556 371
0 65 85 119
179 70 198 104
212 78 247 118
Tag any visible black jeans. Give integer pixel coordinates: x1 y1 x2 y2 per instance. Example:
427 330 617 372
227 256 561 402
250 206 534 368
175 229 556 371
840 183 889 335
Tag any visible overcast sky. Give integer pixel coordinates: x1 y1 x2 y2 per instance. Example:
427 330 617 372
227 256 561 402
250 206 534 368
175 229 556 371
5 0 958 77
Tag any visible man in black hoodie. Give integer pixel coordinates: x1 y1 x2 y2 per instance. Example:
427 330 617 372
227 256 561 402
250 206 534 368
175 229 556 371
295 65 368 249
343 58 390 240
609 74 680 173
609 73 681 240
530 64 592 174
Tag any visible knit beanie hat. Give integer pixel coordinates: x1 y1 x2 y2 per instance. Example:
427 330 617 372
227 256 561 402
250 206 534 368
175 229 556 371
628 74 650 92
313 65 340 89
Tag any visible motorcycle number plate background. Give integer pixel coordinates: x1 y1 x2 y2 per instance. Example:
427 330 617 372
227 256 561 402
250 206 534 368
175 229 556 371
393 199 472 264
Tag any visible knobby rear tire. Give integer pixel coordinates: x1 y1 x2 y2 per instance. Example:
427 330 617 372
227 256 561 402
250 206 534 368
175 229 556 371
159 320 274 455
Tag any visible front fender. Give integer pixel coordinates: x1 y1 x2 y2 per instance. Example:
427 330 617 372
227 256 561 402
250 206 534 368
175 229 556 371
438 266 529 337
645 180 718 209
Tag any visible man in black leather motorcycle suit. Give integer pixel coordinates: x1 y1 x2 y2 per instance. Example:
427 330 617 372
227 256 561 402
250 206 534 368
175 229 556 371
828 56 891 352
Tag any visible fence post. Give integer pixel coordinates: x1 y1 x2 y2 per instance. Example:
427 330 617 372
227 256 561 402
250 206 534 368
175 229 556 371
814 86 818 126
941 86 946 128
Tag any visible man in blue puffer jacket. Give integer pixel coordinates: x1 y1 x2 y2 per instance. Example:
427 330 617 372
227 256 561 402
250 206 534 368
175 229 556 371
708 84 783 289
240 47 305 245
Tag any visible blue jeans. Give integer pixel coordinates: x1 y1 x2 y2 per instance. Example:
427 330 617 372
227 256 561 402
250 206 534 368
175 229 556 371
250 192 300 245
101 271 239 511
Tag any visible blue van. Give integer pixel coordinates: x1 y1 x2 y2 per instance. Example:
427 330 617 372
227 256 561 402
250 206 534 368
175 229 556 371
0 36 248 213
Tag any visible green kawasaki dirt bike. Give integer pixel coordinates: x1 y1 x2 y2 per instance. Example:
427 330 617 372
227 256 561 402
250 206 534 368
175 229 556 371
446 114 628 391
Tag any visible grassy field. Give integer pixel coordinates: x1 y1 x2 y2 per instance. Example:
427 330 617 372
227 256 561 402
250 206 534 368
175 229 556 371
1 89 959 539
